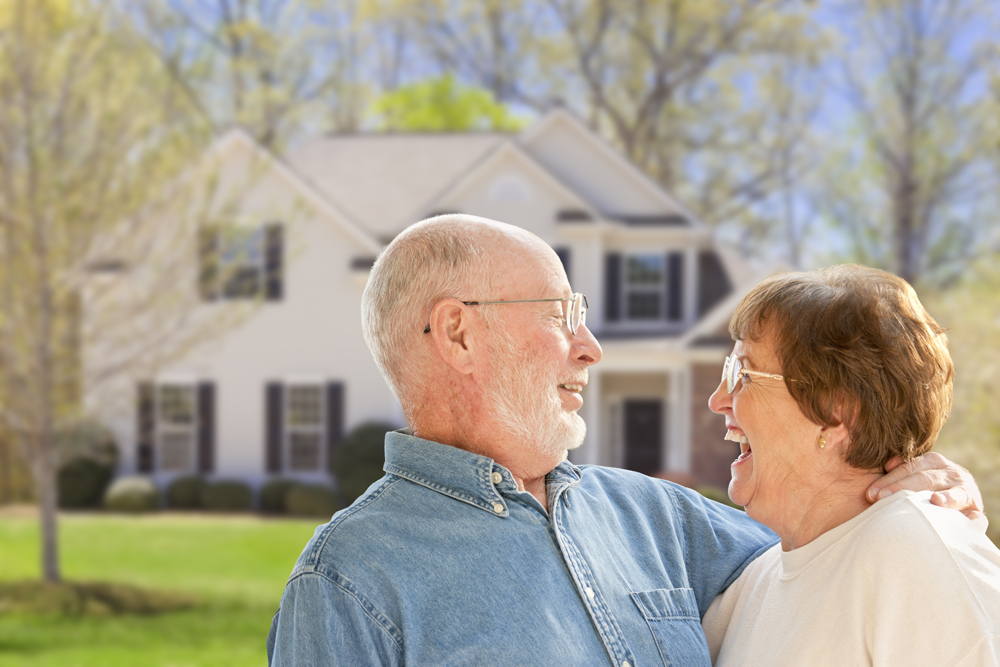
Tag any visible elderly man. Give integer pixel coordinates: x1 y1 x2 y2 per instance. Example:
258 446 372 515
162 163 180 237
267 214 983 666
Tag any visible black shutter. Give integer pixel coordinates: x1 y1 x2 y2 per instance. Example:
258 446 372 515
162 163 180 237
554 247 571 283
197 382 215 473
265 382 283 473
666 252 684 322
198 228 218 301
264 223 283 301
697 250 732 317
604 253 621 323
326 382 344 476
137 383 155 473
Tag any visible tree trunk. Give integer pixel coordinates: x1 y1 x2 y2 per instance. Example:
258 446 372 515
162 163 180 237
32 445 60 583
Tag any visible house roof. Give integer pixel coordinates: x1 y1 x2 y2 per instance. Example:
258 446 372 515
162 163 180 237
286 133 507 239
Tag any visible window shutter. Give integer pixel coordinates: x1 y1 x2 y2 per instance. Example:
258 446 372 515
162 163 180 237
554 247 571 283
265 382 283 473
197 382 215 473
666 252 684 322
326 382 344 476
137 383 155 473
264 223 283 301
604 253 621 323
198 228 218 301
697 250 732 317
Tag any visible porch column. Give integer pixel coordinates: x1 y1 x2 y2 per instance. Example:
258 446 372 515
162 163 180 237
573 370 602 465
665 367 692 473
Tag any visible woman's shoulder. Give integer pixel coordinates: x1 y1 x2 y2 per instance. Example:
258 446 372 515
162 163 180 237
857 490 1000 591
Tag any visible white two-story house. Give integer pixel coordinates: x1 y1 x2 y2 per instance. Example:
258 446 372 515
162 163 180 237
88 109 766 492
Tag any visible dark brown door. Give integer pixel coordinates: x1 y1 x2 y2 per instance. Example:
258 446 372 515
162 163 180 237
624 399 663 476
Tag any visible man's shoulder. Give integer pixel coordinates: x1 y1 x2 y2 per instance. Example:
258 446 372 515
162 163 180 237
291 474 420 570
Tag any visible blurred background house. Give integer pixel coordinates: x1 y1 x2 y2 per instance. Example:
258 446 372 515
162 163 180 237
88 110 771 494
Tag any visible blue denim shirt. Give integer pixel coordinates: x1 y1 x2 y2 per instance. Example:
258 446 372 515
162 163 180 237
267 432 777 666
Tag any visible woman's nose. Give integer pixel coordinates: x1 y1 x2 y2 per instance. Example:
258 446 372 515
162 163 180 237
708 375 731 415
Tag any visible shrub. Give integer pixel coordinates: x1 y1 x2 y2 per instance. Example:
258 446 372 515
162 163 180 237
285 484 339 518
165 476 205 510
56 419 119 509
58 458 114 509
259 478 296 513
201 480 252 512
334 421 396 506
56 419 119 468
104 477 159 512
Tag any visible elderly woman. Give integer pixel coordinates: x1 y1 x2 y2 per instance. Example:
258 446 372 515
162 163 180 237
701 265 1000 666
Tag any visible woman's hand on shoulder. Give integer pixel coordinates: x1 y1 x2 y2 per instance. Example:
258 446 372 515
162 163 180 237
866 452 988 533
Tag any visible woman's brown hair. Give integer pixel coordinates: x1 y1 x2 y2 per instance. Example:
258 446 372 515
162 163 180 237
729 264 954 470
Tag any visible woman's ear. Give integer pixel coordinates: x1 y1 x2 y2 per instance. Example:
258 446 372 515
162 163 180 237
427 298 476 375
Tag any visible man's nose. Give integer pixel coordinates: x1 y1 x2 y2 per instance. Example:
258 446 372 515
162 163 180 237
573 324 603 366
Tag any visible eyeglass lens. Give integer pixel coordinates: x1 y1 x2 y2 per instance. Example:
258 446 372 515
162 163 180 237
568 293 587 334
722 354 742 394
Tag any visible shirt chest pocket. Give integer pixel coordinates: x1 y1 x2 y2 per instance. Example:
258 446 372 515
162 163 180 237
630 588 712 667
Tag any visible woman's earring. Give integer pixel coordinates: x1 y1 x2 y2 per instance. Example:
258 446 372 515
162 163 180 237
818 435 827 449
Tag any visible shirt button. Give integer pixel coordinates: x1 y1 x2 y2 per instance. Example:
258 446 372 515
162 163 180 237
585 587 595 600
493 503 504 514
622 662 631 667
492 472 502 484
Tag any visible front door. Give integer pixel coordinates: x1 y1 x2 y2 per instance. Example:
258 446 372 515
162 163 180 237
623 399 663 476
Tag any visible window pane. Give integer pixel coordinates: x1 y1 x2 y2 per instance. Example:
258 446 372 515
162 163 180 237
627 292 662 319
159 386 195 425
626 255 663 285
288 385 322 427
289 432 321 471
218 227 265 298
160 432 193 471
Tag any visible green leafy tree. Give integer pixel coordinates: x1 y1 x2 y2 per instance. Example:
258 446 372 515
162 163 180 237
813 0 996 285
0 0 240 583
924 261 1000 545
371 74 524 131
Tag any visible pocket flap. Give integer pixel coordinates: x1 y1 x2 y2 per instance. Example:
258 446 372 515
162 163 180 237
630 587 699 621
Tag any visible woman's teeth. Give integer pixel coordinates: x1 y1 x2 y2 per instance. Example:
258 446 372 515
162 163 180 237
724 431 749 444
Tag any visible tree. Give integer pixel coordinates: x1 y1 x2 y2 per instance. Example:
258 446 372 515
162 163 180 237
135 0 371 148
0 0 243 582
386 0 824 262
924 260 1000 545
370 74 524 131
814 0 996 285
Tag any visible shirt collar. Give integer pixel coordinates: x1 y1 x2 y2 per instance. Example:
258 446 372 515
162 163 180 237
382 430 581 516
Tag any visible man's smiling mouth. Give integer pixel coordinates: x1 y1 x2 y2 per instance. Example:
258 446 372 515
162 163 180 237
559 384 583 393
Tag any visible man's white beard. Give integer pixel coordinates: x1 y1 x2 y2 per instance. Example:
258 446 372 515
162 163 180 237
485 329 587 459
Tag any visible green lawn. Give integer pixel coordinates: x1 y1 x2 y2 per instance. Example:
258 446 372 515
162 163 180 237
0 512 322 667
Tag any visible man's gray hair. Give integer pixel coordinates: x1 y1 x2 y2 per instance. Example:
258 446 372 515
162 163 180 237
361 214 502 409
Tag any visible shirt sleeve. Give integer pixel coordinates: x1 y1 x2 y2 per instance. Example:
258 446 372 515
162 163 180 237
665 483 778 618
267 570 403 666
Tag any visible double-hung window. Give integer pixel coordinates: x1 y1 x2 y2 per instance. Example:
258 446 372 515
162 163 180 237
624 255 666 320
157 384 197 472
285 384 325 472
605 251 686 327
199 223 283 301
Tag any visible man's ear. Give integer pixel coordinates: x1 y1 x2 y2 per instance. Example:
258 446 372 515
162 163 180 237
428 298 477 375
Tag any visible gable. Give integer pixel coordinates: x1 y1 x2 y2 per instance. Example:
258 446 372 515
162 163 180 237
522 111 692 222
286 134 506 240
424 142 599 242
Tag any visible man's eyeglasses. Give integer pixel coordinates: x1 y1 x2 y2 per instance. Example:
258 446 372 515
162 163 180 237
721 353 787 394
423 293 589 335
